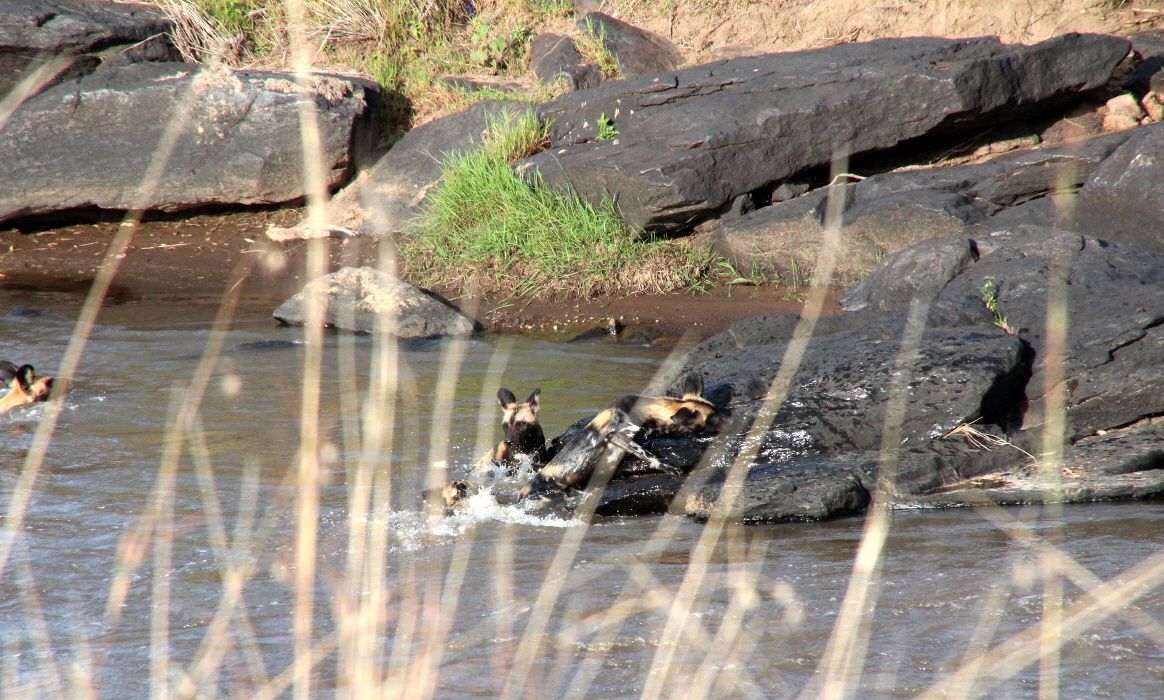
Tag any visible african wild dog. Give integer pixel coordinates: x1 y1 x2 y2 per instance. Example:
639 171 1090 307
476 387 548 475
519 374 721 501
437 479 480 516
0 361 53 415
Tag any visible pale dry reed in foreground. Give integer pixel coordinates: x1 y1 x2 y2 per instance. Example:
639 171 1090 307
4 16 1164 700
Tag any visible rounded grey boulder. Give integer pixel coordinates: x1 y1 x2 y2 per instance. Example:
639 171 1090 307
273 267 478 339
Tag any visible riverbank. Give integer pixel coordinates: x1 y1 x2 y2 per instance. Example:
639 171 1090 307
0 207 835 339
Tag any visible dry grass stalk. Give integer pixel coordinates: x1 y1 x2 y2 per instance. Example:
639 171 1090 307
943 419 1038 468
154 0 250 65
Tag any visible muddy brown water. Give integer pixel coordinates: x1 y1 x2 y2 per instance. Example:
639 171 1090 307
2 292 1163 699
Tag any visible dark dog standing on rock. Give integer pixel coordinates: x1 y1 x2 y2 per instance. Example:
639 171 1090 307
0 361 53 415
519 374 722 501
476 387 548 475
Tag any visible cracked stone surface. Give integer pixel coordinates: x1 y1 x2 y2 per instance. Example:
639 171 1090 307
925 227 1164 440
1075 121 1164 253
519 33 1130 233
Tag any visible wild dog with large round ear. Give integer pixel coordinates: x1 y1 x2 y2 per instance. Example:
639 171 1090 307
0 362 54 415
518 374 721 501
476 387 548 474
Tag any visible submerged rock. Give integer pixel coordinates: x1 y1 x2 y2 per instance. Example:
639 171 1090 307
273 267 478 338
0 63 378 225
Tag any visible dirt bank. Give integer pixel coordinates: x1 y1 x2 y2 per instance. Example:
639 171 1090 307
0 208 835 340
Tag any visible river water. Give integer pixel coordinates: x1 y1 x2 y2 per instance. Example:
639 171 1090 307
2 294 1163 700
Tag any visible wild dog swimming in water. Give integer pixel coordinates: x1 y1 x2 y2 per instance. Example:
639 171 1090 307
519 374 722 501
435 479 480 516
476 387 548 475
0 361 53 416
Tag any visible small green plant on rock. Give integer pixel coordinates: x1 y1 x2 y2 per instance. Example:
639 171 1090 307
596 112 619 140
981 276 1015 333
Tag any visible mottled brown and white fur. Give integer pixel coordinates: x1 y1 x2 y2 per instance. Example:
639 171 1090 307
519 374 721 500
0 361 53 416
476 387 548 475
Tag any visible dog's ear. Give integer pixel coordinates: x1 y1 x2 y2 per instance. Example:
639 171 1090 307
497 387 517 407
681 373 704 399
0 361 18 382
670 406 697 427
16 365 36 391
526 388 541 413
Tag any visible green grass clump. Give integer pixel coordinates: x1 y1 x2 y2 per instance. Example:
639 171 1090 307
576 16 624 80
401 110 715 300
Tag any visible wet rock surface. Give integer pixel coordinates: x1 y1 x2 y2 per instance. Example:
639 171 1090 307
685 454 875 524
0 63 378 225
273 267 478 338
683 224 1164 522
910 419 1164 506
678 324 1028 453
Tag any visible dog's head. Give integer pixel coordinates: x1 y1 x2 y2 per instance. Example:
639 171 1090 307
0 362 53 410
497 387 542 445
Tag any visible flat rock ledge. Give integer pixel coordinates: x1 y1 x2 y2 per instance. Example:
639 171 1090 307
520 33 1130 233
273 267 477 339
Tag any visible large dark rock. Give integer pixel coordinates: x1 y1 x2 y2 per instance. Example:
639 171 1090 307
596 474 684 516
684 415 1076 521
576 12 683 79
685 454 875 523
701 131 1133 282
520 33 1131 234
839 236 980 313
1 0 181 101
273 267 478 338
678 324 1029 455
1074 122 1164 252
698 183 986 284
674 310 891 376
868 226 1164 441
361 100 526 235
0 63 378 225
529 33 601 91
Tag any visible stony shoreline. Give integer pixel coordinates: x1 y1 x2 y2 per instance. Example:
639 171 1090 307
0 206 829 339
